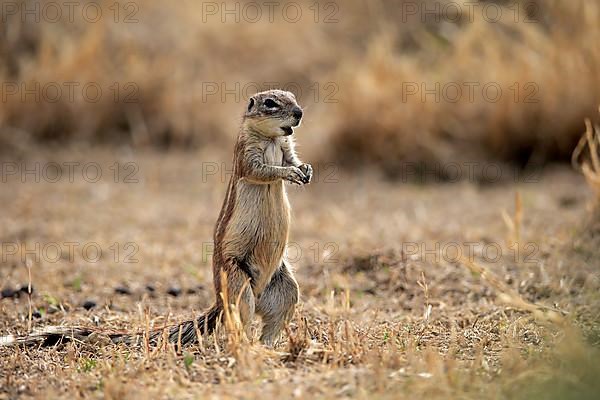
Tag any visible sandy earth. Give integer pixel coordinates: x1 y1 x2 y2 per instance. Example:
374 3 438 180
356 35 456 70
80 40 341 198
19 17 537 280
0 148 598 399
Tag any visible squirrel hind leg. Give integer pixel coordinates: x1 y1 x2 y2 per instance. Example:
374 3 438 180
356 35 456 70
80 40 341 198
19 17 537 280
256 261 299 346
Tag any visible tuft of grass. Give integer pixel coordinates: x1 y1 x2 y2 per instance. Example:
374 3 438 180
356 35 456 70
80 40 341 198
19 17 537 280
79 357 97 373
42 293 60 308
572 106 600 200
183 352 194 370
71 275 83 292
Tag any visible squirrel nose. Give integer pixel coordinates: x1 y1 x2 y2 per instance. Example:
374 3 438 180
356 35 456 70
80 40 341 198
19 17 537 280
292 107 303 120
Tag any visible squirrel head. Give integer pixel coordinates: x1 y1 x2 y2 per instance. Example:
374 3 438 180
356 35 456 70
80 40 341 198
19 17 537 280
243 90 303 137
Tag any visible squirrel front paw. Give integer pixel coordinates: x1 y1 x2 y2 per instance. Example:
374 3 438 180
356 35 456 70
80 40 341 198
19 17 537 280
298 164 313 184
283 166 307 185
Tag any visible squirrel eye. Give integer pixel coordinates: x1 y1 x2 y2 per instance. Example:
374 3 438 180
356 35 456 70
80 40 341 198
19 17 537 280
264 99 279 108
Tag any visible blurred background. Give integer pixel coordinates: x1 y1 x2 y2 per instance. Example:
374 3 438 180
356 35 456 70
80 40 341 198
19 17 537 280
1 0 598 175
2 1 600 398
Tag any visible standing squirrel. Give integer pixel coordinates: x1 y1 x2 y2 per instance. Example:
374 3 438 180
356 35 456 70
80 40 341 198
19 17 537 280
1 90 312 348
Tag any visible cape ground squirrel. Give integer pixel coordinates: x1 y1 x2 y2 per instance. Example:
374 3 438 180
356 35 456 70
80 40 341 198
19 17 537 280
1 89 312 347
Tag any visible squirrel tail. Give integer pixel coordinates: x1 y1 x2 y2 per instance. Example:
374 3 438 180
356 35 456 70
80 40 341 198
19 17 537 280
0 304 221 348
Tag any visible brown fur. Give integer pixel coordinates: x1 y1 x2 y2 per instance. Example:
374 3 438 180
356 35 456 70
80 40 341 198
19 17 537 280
1 90 312 348
210 89 311 344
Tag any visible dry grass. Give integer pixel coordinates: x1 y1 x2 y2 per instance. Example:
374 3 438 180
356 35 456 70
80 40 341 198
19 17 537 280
328 0 600 176
573 107 600 199
1 148 599 399
1 1 599 176
1 1 600 398
0 0 338 151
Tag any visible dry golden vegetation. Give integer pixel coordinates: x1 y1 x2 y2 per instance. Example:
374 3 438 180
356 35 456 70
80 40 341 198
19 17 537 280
330 0 600 176
573 107 600 199
1 1 600 399
1 0 599 174
1 148 599 399
1 0 341 150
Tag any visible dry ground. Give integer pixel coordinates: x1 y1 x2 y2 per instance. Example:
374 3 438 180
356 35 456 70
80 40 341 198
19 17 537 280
1 147 599 399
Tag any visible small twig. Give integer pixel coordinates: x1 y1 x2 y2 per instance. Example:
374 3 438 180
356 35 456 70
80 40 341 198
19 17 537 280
417 271 431 323
459 257 564 324
514 192 522 245
26 259 33 333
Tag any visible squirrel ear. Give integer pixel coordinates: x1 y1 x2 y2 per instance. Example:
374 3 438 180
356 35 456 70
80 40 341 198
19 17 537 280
247 98 255 112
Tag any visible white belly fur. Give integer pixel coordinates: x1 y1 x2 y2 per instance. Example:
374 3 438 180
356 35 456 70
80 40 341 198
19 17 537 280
223 140 290 293
264 139 284 166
